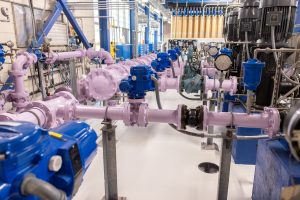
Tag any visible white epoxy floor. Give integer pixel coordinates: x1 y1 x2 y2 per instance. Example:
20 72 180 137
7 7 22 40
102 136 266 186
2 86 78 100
74 91 255 200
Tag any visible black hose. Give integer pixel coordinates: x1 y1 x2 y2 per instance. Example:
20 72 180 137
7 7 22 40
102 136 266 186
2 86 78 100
21 174 67 200
179 91 201 101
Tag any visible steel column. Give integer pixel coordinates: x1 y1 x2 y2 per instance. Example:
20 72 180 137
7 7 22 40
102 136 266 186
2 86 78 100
217 130 233 200
102 120 119 200
99 0 111 51
69 59 78 98
160 15 163 43
154 14 158 51
130 0 138 58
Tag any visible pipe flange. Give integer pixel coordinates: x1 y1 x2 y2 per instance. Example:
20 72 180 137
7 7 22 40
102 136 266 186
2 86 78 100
25 101 54 129
123 102 131 126
138 103 149 127
52 91 77 102
263 107 280 137
176 105 183 129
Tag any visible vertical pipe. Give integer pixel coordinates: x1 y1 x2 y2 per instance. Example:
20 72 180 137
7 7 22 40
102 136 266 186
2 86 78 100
99 0 110 51
37 62 47 100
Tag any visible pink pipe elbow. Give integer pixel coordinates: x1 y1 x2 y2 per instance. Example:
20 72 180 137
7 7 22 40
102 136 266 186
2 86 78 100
86 48 115 64
9 52 37 110
45 50 86 64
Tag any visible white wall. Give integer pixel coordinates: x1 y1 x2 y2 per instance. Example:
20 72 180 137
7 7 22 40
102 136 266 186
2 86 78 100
0 0 96 103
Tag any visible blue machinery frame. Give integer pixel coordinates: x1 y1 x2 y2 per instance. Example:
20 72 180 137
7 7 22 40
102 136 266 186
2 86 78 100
1 0 91 91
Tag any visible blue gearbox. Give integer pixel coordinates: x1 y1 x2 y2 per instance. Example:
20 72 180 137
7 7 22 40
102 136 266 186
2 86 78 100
151 52 171 72
0 121 98 200
119 65 157 99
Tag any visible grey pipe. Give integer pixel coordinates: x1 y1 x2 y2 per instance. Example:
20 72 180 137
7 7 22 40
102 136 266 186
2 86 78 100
21 174 67 200
253 48 300 60
245 32 250 60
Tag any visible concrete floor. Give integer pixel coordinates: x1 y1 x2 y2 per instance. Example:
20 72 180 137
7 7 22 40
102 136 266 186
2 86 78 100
74 91 255 200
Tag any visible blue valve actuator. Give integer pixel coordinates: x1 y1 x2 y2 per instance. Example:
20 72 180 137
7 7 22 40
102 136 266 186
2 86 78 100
119 66 157 99
220 48 233 57
0 44 5 65
243 59 265 91
151 52 171 72
168 49 179 61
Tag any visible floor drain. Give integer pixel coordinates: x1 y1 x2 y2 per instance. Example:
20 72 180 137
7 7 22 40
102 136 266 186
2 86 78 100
198 162 219 174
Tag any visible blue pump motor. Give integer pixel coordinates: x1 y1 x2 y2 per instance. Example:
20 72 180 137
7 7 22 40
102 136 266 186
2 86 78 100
0 44 5 66
0 121 97 200
151 52 171 72
168 49 179 61
243 59 265 91
119 65 157 99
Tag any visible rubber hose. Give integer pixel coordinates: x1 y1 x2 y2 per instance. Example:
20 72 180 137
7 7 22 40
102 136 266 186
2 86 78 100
21 174 67 200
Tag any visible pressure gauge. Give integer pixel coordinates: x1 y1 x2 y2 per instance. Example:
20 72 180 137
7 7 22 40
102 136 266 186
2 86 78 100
208 46 219 57
203 44 210 52
214 54 233 71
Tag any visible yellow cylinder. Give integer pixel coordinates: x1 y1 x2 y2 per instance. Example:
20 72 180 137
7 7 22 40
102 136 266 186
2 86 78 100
205 10 212 38
217 14 224 38
188 9 194 38
211 9 218 38
182 12 188 38
199 11 206 38
193 10 199 38
171 13 176 38
176 10 182 38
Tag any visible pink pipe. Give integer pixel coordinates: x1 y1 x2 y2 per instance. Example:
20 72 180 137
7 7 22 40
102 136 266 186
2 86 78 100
158 75 180 92
201 68 219 78
204 76 238 95
45 50 85 64
203 106 280 137
74 105 124 120
45 48 115 65
86 48 115 64
9 52 37 110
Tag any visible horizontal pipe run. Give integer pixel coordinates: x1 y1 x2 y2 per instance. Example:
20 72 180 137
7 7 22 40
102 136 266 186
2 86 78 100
254 48 300 59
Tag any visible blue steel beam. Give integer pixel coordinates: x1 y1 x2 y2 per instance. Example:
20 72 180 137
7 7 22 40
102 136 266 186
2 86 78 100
35 4 62 48
99 0 110 51
145 3 150 44
57 0 91 49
